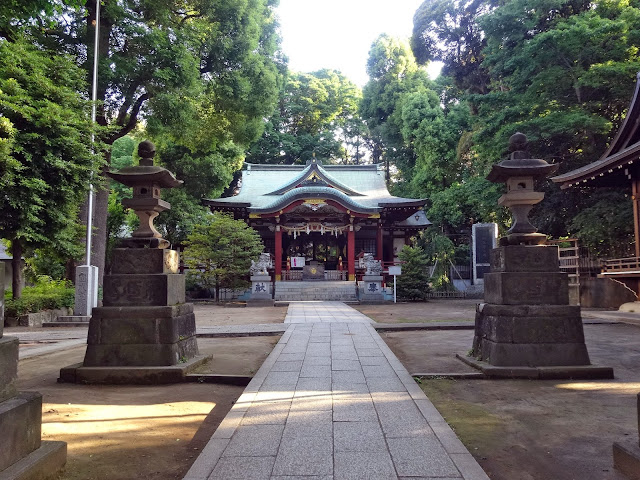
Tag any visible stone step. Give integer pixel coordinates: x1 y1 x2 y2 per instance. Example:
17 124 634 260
42 322 90 328
273 280 357 301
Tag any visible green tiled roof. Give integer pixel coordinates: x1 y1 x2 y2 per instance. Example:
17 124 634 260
206 162 428 214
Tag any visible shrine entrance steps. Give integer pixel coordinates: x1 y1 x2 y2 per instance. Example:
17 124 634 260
275 281 358 302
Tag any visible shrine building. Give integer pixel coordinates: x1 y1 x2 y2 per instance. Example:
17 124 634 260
204 158 431 281
553 72 640 294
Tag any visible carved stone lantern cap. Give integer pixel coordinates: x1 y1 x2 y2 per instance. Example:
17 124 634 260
107 140 182 189
487 133 558 183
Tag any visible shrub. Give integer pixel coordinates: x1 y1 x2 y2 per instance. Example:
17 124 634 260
5 276 74 317
396 245 431 301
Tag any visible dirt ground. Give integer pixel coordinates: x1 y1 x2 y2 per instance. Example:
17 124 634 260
354 298 477 323
192 302 287 326
16 333 280 480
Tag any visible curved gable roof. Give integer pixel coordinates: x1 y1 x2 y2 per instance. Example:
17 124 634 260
267 159 363 196
251 186 379 214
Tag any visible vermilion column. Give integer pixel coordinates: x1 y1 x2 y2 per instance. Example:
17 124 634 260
275 225 282 281
347 224 355 281
376 223 383 261
633 177 640 258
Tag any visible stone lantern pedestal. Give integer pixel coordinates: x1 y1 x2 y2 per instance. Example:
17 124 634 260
458 134 613 379
613 392 640 477
0 264 67 478
60 141 208 384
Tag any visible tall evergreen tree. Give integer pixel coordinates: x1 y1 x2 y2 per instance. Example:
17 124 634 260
0 40 101 297
247 69 363 164
360 34 433 185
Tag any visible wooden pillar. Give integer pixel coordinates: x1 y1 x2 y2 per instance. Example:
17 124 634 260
275 225 282 281
347 223 355 281
634 177 640 258
376 223 383 262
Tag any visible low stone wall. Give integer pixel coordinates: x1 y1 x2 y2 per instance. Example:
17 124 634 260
5 307 73 327
580 277 637 309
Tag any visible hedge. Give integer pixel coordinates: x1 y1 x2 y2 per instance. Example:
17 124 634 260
5 276 74 317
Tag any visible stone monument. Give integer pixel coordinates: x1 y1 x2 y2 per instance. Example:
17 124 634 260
360 253 384 303
457 133 613 379
248 252 273 306
0 263 67 477
60 140 208 384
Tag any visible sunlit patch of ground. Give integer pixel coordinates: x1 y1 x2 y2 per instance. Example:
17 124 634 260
42 400 217 480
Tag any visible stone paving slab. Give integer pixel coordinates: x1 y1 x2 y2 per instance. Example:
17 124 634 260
185 301 489 480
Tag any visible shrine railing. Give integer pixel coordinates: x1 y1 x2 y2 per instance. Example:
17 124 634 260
280 269 348 281
601 257 640 273
281 270 303 281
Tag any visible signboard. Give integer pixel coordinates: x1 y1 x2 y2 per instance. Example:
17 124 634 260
389 265 402 303
474 226 494 264
291 256 305 268
388 266 402 276
472 223 497 284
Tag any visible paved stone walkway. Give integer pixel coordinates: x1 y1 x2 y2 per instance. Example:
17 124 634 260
185 301 489 480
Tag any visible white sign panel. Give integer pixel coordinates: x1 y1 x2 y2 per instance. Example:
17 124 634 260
291 256 306 268
388 266 402 276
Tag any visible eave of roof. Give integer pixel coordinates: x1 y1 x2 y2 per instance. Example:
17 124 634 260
552 73 640 189
552 142 640 188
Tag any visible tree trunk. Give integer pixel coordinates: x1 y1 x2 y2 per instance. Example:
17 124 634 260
11 239 23 299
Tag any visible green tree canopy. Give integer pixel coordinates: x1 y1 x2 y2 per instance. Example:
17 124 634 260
0 39 101 297
405 0 640 252
411 0 493 95
360 34 433 183
247 69 364 164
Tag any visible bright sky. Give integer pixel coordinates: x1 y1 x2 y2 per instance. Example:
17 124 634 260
276 0 440 87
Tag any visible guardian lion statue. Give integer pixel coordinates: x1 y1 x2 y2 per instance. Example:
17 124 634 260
250 252 272 275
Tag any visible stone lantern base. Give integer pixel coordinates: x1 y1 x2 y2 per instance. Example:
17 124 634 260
0 264 67 479
458 245 614 379
59 248 209 384
613 394 640 477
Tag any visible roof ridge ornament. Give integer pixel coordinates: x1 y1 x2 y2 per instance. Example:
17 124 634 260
306 152 322 166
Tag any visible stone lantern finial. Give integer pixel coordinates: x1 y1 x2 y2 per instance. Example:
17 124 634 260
137 139 156 166
487 133 558 246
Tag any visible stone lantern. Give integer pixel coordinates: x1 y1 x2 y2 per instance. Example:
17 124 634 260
60 140 206 384
487 132 558 245
107 139 181 249
457 133 613 379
